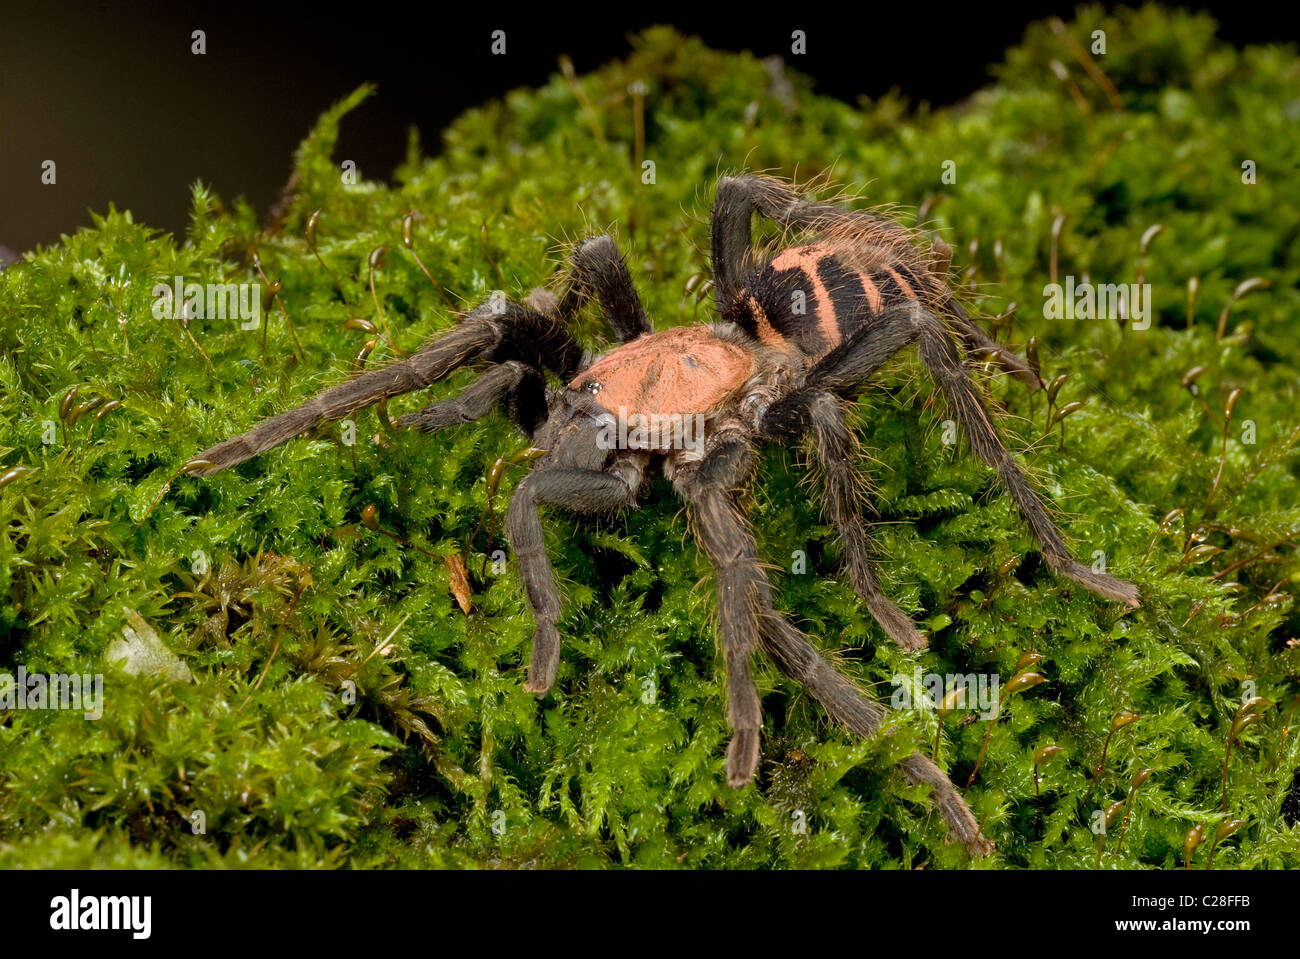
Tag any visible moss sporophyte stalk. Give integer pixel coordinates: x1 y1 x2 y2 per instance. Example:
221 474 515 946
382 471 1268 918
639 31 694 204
1 8 1298 868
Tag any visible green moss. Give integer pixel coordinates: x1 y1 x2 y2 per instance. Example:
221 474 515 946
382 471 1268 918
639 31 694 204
2 5 1299 869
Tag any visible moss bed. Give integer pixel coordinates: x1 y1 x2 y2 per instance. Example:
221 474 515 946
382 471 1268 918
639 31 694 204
1 5 1298 868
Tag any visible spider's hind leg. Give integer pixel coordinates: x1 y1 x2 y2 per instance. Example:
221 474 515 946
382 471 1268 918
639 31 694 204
928 238 1043 390
758 387 927 651
790 300 1139 606
757 612 994 855
910 302 1139 606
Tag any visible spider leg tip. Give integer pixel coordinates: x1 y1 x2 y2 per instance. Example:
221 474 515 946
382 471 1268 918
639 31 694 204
725 731 761 788
727 770 758 790
969 836 996 856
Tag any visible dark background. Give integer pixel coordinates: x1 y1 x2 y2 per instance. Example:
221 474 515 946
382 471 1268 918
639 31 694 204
1 1 1289 254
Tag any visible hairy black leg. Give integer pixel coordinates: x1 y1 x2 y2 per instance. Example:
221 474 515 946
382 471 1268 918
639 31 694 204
756 611 993 855
555 234 652 343
461 236 648 434
711 174 907 312
395 360 547 436
942 295 1043 390
927 238 1042 390
909 303 1140 606
192 299 582 475
759 389 927 650
673 418 990 848
717 174 901 233
671 432 767 788
506 458 645 694
480 300 586 377
769 301 1139 606
709 179 761 314
673 422 990 848
804 302 922 400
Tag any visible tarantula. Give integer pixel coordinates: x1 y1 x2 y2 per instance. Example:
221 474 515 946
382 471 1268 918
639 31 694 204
189 175 1140 854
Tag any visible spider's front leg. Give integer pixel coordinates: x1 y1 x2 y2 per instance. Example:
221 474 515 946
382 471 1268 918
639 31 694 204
555 234 653 343
396 360 548 436
191 298 583 474
400 233 651 438
505 454 647 693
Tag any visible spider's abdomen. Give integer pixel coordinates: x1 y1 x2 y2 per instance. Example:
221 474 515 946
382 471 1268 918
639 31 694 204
570 327 754 419
735 244 925 360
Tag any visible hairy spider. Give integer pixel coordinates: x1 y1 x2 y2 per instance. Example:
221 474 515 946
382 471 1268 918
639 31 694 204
189 174 1140 854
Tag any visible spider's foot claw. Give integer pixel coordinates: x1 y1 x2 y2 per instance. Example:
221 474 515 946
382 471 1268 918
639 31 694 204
874 608 928 651
1100 575 1141 609
1050 556 1141 608
522 669 555 696
524 623 560 695
968 835 996 857
899 629 929 652
725 730 760 788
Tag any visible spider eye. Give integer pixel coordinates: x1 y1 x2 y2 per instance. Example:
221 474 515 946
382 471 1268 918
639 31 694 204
585 381 601 394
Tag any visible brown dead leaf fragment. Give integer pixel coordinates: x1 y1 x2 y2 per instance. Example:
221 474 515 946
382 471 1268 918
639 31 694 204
445 554 473 614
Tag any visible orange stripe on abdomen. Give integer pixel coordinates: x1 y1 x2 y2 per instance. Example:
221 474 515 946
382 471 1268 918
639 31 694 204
885 266 916 299
748 295 793 352
858 271 882 313
769 244 843 352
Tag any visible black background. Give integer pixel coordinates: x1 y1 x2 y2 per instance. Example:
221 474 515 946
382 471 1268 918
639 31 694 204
1 1 1292 254
4 866 1274 942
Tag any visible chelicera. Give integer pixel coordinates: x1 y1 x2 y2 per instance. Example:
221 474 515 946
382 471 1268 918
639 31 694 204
190 174 1140 854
